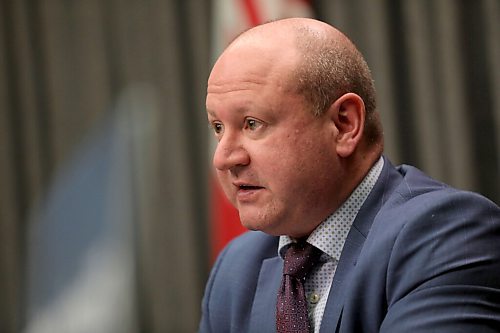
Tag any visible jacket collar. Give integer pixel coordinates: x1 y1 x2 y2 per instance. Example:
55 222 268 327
320 156 403 332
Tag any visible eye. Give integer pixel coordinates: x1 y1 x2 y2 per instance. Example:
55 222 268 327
210 121 224 135
244 118 263 131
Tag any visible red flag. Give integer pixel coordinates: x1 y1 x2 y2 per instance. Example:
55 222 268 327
210 0 314 261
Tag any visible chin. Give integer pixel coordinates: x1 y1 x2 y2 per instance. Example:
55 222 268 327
240 218 282 236
240 217 266 233
240 218 258 231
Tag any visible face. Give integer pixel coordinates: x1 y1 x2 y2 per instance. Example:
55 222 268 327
206 39 343 238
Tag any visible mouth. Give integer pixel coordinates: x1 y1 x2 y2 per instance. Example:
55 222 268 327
237 184 264 191
233 183 265 201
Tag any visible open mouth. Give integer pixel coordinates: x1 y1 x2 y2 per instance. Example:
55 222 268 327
238 184 263 191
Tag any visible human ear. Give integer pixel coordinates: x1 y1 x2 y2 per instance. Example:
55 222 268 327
328 93 365 158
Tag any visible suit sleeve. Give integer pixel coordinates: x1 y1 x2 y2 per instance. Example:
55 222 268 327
380 191 500 332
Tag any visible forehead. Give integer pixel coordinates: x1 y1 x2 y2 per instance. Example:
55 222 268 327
207 35 299 94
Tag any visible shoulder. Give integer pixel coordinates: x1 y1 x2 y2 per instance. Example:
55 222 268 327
380 163 500 264
205 231 278 291
369 165 500 330
360 160 498 240
333 161 500 331
199 232 279 332
217 231 278 260
378 165 500 301
388 163 498 222
374 161 498 220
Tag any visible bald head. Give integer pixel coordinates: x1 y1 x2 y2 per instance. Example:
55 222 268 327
231 17 338 45
218 18 383 147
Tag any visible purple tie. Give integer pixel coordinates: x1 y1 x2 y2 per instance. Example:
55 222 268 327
276 242 322 333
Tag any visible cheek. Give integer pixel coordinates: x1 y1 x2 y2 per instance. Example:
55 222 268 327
254 142 296 177
261 144 313 188
271 137 335 191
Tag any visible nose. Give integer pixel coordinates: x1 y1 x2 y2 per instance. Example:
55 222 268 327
213 134 250 171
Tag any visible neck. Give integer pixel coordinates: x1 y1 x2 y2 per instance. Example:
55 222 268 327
339 148 382 202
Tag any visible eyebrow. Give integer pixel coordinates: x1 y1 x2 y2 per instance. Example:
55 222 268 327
206 103 256 119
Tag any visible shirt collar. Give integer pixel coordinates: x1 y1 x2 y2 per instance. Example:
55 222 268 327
278 157 384 259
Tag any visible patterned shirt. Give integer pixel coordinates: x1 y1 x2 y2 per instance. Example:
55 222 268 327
278 157 384 332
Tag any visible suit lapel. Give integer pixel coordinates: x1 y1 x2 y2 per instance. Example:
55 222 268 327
320 157 402 332
320 226 366 332
248 256 282 332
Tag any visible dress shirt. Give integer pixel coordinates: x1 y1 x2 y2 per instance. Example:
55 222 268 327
278 157 384 332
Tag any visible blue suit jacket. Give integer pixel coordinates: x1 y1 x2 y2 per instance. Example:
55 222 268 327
199 158 500 332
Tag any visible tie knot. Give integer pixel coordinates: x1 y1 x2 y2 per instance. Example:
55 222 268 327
283 242 321 280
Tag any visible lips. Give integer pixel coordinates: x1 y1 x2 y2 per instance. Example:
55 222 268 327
233 182 265 201
237 184 264 191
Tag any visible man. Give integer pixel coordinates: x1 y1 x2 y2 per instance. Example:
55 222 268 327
200 18 500 333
